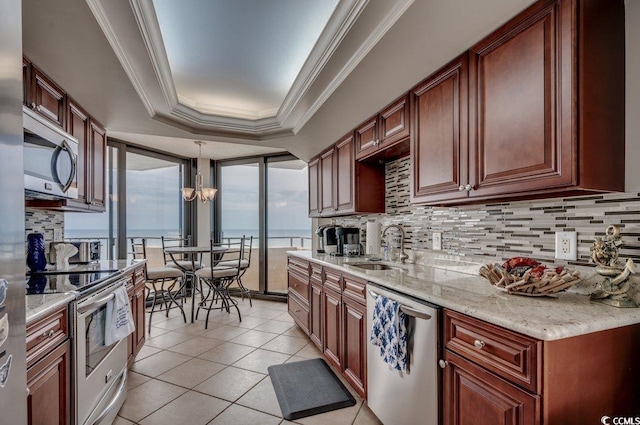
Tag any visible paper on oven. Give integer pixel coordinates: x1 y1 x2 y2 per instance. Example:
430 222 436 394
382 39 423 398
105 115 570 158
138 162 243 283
104 286 135 345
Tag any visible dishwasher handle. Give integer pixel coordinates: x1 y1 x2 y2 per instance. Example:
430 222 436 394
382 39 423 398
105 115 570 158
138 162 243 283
367 288 432 321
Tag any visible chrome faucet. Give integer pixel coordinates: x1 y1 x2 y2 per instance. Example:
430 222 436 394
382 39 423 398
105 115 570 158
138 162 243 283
382 224 408 264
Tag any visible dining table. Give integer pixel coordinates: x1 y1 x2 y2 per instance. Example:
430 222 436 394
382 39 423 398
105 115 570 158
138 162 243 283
164 245 228 323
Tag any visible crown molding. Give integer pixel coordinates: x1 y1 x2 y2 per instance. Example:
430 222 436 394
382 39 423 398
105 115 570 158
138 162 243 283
87 0 155 116
88 0 414 137
292 0 415 134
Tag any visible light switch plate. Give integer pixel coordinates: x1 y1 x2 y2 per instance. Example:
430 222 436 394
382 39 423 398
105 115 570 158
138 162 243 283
54 229 63 241
433 232 442 250
555 231 577 261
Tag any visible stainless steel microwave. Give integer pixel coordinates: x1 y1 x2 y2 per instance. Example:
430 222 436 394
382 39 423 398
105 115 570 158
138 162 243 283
23 106 79 199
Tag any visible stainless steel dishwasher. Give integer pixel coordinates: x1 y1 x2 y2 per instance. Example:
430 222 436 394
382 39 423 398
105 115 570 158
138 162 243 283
366 282 440 425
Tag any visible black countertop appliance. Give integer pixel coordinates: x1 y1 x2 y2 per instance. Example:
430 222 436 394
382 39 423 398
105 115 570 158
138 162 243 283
315 225 338 254
336 227 361 256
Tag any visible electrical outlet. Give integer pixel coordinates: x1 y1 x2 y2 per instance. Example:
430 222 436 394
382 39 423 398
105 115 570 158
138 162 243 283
433 232 442 250
555 231 577 260
54 229 63 241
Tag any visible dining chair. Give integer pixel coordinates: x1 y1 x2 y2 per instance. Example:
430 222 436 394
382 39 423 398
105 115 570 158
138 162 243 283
131 237 187 332
161 235 202 271
217 235 253 306
194 237 244 328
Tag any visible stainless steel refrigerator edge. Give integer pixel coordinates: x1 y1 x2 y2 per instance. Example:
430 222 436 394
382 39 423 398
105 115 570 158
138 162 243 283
0 0 28 423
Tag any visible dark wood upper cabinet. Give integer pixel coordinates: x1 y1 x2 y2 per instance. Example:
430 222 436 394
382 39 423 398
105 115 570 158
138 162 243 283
355 94 410 161
308 158 320 216
23 56 31 105
30 67 66 128
308 133 384 217
411 54 469 204
335 133 355 212
410 0 624 206
468 0 625 201
66 98 90 204
89 118 107 210
24 58 107 213
320 148 336 215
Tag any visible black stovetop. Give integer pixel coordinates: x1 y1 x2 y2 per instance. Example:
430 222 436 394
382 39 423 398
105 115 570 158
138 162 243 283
26 271 118 295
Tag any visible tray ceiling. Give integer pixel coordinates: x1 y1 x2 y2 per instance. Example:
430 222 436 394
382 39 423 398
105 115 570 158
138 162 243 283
87 0 415 137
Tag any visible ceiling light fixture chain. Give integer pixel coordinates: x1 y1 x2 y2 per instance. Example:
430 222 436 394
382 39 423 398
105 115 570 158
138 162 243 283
182 141 217 202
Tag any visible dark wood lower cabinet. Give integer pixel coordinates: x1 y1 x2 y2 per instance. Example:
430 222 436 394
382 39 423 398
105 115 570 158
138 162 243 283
443 350 538 425
27 340 71 425
127 264 147 367
322 287 342 369
309 281 323 349
342 296 366 396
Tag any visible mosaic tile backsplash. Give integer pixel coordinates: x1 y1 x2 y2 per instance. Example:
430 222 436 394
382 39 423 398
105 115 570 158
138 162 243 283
326 157 640 268
25 208 64 256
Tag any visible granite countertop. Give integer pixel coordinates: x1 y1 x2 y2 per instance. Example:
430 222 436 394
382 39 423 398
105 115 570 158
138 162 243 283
25 259 146 325
287 250 640 341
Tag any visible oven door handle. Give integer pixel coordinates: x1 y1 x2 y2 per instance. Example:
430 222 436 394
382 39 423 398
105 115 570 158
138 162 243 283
78 292 115 314
93 368 127 424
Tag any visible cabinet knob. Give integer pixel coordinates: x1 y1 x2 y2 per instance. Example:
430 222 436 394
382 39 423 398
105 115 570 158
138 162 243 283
438 359 448 369
36 105 42 112
458 185 465 191
465 184 473 192
30 102 36 109
43 329 55 339
474 339 485 349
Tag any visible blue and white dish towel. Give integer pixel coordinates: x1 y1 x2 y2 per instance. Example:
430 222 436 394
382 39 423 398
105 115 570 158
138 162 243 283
370 295 408 372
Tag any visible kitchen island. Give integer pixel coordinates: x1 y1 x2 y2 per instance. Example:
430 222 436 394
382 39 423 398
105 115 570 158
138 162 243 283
287 251 640 424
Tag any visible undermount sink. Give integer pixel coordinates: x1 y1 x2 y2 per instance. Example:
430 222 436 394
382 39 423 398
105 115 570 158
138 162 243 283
348 263 400 271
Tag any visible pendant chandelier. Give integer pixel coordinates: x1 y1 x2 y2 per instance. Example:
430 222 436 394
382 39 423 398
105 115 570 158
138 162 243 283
182 141 217 202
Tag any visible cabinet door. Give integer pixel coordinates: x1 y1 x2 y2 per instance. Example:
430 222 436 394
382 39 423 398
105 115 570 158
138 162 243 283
411 54 469 204
127 287 136 367
27 340 71 425
355 115 378 160
310 281 323 350
23 56 31 105
443 350 538 425
67 98 90 204
379 93 410 150
319 148 335 215
308 158 320 216
469 0 572 198
322 288 342 369
31 67 66 128
342 297 366 398
89 118 107 211
335 133 354 212
134 281 146 355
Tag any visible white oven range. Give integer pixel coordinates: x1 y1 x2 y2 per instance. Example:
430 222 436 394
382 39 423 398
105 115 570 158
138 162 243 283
71 274 129 425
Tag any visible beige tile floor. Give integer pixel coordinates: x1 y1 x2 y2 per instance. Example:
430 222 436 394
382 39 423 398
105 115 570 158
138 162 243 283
116 296 382 425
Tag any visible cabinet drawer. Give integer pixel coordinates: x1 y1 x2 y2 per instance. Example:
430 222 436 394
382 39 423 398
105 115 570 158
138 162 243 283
288 291 310 335
310 263 323 284
323 268 342 293
26 305 69 369
342 273 366 304
444 309 540 393
288 269 309 302
134 266 145 285
288 256 309 277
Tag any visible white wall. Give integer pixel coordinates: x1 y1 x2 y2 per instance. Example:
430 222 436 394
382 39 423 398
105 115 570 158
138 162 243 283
626 0 640 190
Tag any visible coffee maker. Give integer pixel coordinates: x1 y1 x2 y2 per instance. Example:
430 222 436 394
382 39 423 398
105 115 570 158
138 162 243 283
315 225 338 254
336 227 361 256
